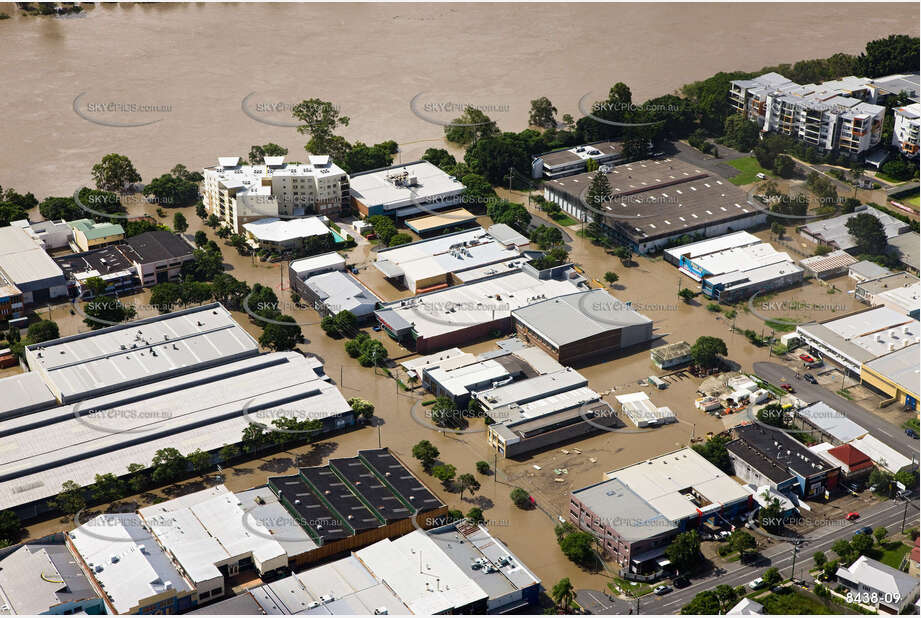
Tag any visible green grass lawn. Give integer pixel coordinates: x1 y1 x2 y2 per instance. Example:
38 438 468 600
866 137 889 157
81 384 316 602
728 157 772 185
896 190 920 211
760 591 835 614
875 170 913 185
870 541 911 569
549 212 579 226
903 417 920 432
610 578 653 597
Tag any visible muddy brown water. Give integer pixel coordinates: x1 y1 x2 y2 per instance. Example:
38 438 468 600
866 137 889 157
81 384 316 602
0 2 917 197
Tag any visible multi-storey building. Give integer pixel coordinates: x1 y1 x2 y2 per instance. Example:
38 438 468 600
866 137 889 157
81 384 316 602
730 73 885 156
893 103 921 157
203 155 350 232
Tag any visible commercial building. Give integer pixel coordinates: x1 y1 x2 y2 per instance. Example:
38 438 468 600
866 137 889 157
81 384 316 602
241 216 339 253
1 350 354 519
0 225 68 307
405 207 478 236
288 251 346 280
795 306 919 374
544 158 765 254
569 448 751 573
288 251 379 321
888 232 920 275
664 231 761 269
10 218 74 250
861 343 919 411
69 219 125 252
856 273 919 318
511 289 654 364
727 424 839 497
702 261 803 304
23 303 260 403
799 250 857 279
650 340 691 369
799 205 910 253
0 538 105 615
0 371 57 420
794 402 867 444
531 141 624 179
848 434 914 474
124 231 195 286
349 161 465 219
892 102 921 157
836 556 920 613
54 244 141 299
475 366 588 412
424 358 517 405
0 271 24 320
203 155 349 232
809 443 874 481
730 73 885 155
614 392 676 427
68 513 197 614
375 263 588 353
372 227 523 293
849 260 893 283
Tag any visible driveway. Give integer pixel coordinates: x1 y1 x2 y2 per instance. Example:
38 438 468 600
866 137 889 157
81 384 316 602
753 361 918 459
576 589 635 615
667 141 745 180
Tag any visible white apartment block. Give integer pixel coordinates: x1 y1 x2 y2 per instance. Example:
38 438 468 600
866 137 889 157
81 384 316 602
730 73 885 156
203 155 350 233
893 103 921 157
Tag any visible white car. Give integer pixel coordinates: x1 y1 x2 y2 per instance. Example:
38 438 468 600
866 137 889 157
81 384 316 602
748 577 765 590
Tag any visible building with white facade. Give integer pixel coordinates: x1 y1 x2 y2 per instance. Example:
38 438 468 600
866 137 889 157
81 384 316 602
0 225 68 307
241 215 337 252
836 555 919 613
203 156 349 232
349 160 465 219
893 102 921 157
799 205 910 253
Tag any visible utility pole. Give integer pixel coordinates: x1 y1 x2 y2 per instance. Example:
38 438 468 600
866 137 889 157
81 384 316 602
901 498 910 533
790 542 800 581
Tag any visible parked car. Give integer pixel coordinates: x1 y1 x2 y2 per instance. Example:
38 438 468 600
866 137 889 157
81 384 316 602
798 354 814 362
805 360 824 369
845 512 860 521
780 383 795 393
654 585 673 595
906 428 919 439
855 526 873 536
748 577 765 590
803 373 817 384
672 576 690 589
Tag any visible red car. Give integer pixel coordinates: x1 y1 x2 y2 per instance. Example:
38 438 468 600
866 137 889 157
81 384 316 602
799 354 814 363
845 512 860 521
780 383 795 393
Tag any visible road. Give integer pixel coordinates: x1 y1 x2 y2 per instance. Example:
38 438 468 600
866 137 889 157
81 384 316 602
753 361 919 460
639 497 919 614
576 589 633 615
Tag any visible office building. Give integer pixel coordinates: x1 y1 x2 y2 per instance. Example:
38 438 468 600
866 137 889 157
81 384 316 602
123 231 195 286
511 289 653 365
10 218 73 250
861 343 919 411
544 158 765 254
405 208 478 236
795 306 919 374
531 141 624 179
203 156 349 232
54 244 141 299
349 161 465 219
68 219 125 252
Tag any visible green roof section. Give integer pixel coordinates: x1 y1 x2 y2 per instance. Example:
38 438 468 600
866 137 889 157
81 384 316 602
70 219 124 240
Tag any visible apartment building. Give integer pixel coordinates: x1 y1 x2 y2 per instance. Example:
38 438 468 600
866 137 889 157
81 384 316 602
893 103 921 157
203 155 349 232
730 73 885 155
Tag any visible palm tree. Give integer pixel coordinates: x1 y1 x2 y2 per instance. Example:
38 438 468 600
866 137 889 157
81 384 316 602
551 577 575 610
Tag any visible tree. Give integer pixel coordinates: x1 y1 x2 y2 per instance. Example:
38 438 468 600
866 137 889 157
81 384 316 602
584 170 613 223
762 567 781 588
83 295 136 329
880 159 915 182
144 173 199 207
181 246 224 282
457 473 480 499
558 528 595 566
690 336 727 369
241 423 268 452
678 287 695 303
388 232 413 247
124 219 167 238
150 282 182 313
206 214 220 228
475 461 490 474
293 98 350 160
692 435 733 474
873 527 887 545
259 315 302 351
813 551 827 568
340 141 394 175
466 507 484 523
218 444 240 462
422 148 457 172
412 440 439 470
445 107 499 145
550 578 575 610
431 464 456 485
721 115 761 152
248 143 288 164
728 529 757 557
487 199 531 232
348 397 375 420
150 448 187 484
832 539 854 563
681 590 725 615
759 498 785 534
464 135 530 185
193 230 208 247
187 449 212 473
39 196 82 221
530 224 563 250
773 154 795 178
91 473 125 503
611 245 632 266
92 153 141 191
604 271 619 286
850 532 874 557
172 211 188 233
26 320 59 343
210 273 250 310
50 480 86 515
529 246 569 270
529 97 558 129
0 511 23 546
846 212 888 256
126 463 148 494
510 487 531 509
855 34 920 78
170 163 203 183
460 173 498 208
665 530 702 572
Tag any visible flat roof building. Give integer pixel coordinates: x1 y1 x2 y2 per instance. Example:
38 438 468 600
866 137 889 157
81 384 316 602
124 231 195 287
242 216 337 252
0 225 68 307
544 158 764 254
614 392 677 428
54 244 141 299
0 540 104 615
475 367 588 412
23 303 260 403
512 289 654 365
861 343 920 412
856 272 920 318
799 249 857 280
299 270 380 321
349 161 465 219
0 372 57 420
405 208 478 235
799 206 910 253
849 260 893 283
532 141 624 179
888 232 920 274
795 401 868 444
796 307 919 374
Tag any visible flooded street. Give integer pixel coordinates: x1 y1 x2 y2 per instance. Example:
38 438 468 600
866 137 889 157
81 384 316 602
0 2 917 197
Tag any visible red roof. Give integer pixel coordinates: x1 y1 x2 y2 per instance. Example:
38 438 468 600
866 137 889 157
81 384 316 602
827 444 873 472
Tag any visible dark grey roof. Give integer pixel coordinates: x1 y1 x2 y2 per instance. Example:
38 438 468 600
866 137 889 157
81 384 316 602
125 231 193 263
733 424 835 478
54 244 138 277
189 592 266 615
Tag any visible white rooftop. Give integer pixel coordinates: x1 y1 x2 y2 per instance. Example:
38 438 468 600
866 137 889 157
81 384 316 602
0 225 65 285
426 359 511 399
798 307 920 362
476 367 587 411
848 435 913 473
690 242 792 277
0 372 56 418
400 348 472 379
290 252 346 276
615 391 677 427
243 216 332 243
68 513 192 615
796 401 867 443
802 206 908 251
305 270 379 316
605 448 751 523
664 230 762 261
24 303 259 403
837 555 919 602
349 161 465 212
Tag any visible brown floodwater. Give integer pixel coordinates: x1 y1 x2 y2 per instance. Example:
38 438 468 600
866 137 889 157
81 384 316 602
0 2 917 197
